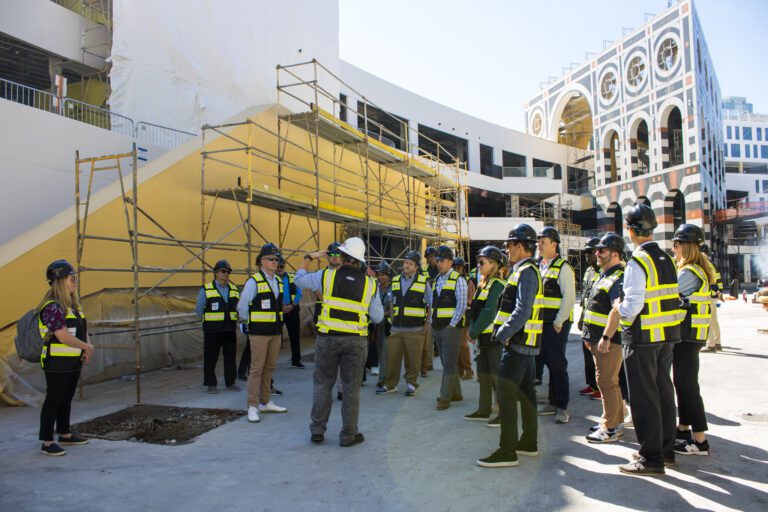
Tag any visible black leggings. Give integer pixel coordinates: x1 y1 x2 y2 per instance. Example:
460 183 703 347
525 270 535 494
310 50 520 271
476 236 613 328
39 371 80 441
672 341 708 432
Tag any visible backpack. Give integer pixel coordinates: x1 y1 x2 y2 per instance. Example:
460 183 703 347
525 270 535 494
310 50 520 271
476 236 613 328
14 308 50 363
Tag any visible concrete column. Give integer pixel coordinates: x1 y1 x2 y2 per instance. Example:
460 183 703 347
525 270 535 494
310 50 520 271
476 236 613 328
525 155 533 178
468 141 480 173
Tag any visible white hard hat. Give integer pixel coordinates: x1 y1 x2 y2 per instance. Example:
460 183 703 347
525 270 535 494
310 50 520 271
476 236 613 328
339 237 366 264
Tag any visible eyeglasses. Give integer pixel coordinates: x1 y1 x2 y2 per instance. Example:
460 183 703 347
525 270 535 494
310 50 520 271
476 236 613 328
277 265 285 269
327 252 341 257
262 257 279 262
217 269 231 274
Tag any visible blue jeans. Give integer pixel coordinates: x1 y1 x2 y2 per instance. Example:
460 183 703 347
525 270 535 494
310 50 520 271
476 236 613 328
497 347 538 453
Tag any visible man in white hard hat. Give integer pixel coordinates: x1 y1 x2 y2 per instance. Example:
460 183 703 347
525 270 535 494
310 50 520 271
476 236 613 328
295 237 384 447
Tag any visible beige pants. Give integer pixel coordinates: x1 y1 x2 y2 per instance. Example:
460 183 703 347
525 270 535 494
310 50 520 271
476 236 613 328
383 330 423 388
589 342 625 430
247 334 281 407
705 297 721 348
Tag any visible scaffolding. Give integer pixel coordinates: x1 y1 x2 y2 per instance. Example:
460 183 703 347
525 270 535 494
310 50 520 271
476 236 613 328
201 59 468 274
73 59 469 403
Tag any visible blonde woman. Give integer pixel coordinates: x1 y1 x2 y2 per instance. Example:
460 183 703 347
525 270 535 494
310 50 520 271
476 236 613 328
37 260 94 456
670 225 713 456
464 246 507 427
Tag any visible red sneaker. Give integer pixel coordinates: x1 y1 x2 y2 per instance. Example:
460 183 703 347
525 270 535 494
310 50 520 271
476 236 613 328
589 389 603 400
579 386 595 396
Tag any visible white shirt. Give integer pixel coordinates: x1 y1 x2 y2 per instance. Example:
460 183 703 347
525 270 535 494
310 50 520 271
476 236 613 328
618 241 655 322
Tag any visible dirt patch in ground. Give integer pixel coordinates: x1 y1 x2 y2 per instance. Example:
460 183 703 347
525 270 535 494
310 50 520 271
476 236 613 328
73 404 245 445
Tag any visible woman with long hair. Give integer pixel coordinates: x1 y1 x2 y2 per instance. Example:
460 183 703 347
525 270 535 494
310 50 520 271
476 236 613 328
38 260 94 456
464 246 507 427
670 225 713 456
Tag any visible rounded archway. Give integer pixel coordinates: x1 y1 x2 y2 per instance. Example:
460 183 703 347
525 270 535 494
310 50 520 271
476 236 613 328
665 189 686 231
603 129 622 184
629 117 650 176
636 196 651 207
607 202 623 236
660 105 684 168
550 88 594 150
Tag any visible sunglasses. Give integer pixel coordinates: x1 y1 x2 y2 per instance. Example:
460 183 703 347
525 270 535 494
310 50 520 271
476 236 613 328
217 269 231 274
262 257 279 262
327 252 341 257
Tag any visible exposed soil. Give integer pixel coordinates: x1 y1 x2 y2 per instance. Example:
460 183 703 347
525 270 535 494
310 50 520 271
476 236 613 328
73 404 245 445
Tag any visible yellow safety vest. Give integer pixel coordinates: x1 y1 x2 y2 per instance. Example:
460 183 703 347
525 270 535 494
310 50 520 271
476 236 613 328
679 264 711 342
317 268 377 336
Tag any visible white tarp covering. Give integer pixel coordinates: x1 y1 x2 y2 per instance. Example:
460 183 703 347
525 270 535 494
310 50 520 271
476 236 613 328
109 0 340 134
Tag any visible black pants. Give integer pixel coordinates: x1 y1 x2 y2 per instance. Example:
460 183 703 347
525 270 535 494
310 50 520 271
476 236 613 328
497 348 537 454
285 308 302 365
476 344 502 416
672 341 708 432
203 330 237 387
623 343 676 467
39 371 80 441
541 321 571 409
582 341 597 389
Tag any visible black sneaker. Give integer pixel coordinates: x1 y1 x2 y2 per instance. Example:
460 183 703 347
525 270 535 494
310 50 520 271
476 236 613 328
486 417 501 428
40 443 66 456
340 433 365 447
674 438 709 456
463 411 491 422
516 445 538 457
619 460 665 475
271 387 283 396
58 433 89 446
292 362 305 369
310 433 324 443
477 449 519 468
632 451 675 467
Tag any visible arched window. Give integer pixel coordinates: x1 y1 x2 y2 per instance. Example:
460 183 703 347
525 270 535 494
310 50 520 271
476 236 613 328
665 107 684 168
606 131 621 183
632 120 650 176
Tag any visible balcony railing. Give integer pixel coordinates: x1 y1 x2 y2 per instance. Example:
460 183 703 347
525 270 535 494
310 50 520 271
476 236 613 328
0 77 196 149
502 166 556 179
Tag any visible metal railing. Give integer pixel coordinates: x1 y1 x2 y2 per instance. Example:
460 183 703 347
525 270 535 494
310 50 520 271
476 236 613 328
0 77 197 148
136 122 196 149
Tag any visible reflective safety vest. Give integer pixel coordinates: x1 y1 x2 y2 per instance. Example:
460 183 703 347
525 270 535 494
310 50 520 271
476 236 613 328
202 281 240 332
317 266 377 336
421 265 438 285
391 273 428 328
679 264 711 342
620 243 684 345
432 270 466 329
583 265 624 343
493 258 544 349
540 257 574 323
247 271 284 335
706 258 722 297
39 300 85 372
470 277 505 345
581 266 600 308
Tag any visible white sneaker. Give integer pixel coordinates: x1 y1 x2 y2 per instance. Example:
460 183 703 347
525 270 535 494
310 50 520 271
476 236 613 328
623 408 633 427
371 367 379 376
258 401 287 413
247 406 260 423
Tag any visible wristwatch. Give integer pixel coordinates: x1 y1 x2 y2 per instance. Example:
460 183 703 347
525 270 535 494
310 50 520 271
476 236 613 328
601 335 610 341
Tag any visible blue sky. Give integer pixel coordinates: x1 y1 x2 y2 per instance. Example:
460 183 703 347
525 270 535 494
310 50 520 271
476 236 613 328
339 0 767 131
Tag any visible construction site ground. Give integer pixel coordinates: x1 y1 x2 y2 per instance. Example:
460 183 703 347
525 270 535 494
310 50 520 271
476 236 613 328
1 300 766 512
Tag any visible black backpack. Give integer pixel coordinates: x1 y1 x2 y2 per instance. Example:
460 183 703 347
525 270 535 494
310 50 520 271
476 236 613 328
14 307 50 363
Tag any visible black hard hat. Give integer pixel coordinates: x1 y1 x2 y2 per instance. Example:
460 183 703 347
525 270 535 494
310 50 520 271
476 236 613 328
624 204 657 233
537 226 561 243
584 237 600 250
477 245 503 264
46 259 75 285
424 246 438 257
213 259 232 272
672 224 705 245
595 232 625 254
506 223 537 242
436 245 454 260
374 260 391 274
277 256 286 266
700 244 710 255
404 250 421 265
259 243 281 258
327 242 342 253
452 257 466 267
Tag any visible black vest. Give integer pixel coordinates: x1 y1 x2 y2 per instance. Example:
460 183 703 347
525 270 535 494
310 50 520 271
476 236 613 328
432 270 465 329
40 303 86 373
493 258 544 349
583 265 624 344
620 243 682 346
202 281 240 332
470 278 505 346
391 273 428 328
247 270 284 335
317 265 375 336
540 257 573 323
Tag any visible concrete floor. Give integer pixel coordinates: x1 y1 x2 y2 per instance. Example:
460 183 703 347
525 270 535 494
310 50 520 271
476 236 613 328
1 301 767 512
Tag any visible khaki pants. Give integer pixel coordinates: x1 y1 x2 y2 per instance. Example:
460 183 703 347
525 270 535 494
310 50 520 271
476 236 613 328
457 329 474 377
246 334 281 407
382 330 423 388
589 342 625 430
705 297 721 348
420 328 433 372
